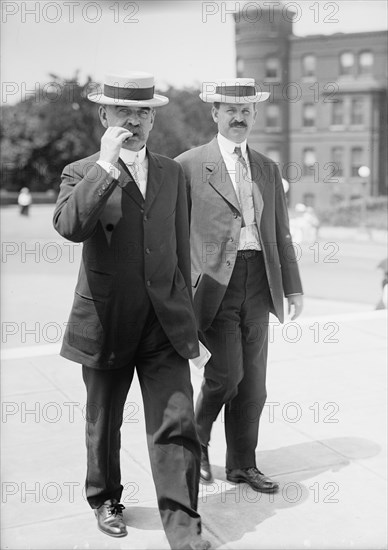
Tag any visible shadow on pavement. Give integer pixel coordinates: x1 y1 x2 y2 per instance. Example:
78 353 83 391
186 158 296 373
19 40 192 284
199 436 381 548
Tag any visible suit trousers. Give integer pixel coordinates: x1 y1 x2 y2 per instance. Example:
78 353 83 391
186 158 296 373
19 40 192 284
82 305 202 549
195 251 270 470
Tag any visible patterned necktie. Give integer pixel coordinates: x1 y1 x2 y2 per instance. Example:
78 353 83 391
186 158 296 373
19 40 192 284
234 146 254 227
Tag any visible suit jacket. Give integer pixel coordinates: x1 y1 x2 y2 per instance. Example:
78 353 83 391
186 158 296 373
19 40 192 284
53 151 199 369
175 137 303 330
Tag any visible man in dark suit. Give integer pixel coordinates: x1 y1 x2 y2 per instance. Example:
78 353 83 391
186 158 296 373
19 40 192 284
175 78 303 492
53 71 210 550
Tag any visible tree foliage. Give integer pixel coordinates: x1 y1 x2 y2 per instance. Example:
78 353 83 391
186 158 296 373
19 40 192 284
0 75 216 192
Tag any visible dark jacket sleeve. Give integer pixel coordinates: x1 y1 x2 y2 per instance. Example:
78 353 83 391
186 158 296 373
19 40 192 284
175 163 194 298
53 159 118 243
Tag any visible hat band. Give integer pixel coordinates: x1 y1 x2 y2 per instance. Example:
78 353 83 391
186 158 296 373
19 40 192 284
104 84 155 101
215 85 256 97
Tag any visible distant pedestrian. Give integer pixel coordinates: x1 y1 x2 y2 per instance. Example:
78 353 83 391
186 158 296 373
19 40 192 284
17 187 32 216
375 258 388 310
290 203 319 244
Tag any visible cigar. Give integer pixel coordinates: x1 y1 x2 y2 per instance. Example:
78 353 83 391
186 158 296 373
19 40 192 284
124 131 134 143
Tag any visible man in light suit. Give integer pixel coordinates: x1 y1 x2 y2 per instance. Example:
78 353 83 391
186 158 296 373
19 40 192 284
53 71 210 550
175 78 303 492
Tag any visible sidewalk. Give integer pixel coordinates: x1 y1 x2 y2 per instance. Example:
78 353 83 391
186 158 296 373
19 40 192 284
1 309 387 550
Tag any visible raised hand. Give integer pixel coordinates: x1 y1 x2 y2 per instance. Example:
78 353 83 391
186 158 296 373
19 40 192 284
99 127 133 164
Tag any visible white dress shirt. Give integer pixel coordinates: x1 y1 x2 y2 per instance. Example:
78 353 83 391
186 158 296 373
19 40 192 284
119 146 148 198
217 133 261 251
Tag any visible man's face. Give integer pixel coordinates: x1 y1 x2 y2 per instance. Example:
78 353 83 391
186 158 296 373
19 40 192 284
212 102 257 143
99 104 155 151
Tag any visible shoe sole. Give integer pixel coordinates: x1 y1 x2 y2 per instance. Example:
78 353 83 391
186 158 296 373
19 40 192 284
226 475 279 493
97 524 128 537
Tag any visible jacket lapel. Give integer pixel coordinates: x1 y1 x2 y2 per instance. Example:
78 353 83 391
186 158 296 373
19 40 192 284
117 158 144 208
205 138 241 214
247 146 266 228
248 147 266 197
145 151 164 211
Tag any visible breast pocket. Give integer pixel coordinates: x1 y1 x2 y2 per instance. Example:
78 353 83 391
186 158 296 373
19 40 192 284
191 271 202 289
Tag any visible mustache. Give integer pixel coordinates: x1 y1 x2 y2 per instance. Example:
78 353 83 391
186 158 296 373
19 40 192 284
230 122 247 128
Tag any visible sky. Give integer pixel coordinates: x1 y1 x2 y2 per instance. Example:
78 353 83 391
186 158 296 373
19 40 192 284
1 0 387 105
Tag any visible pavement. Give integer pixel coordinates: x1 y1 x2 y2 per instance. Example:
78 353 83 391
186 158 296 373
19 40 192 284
1 205 387 549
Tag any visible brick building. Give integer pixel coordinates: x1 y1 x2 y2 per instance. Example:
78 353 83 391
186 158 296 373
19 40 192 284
234 5 388 208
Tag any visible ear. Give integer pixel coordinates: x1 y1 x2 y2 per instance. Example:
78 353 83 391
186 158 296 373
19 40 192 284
146 108 155 131
98 105 109 128
211 106 218 123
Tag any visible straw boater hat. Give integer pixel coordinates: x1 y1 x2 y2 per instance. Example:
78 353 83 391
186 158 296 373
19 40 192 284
199 78 270 103
87 71 169 107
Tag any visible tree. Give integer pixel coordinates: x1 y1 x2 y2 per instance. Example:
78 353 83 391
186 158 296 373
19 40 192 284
0 76 215 192
148 86 215 156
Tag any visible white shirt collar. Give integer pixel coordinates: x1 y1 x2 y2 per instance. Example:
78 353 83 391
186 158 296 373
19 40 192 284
120 146 147 165
217 133 247 156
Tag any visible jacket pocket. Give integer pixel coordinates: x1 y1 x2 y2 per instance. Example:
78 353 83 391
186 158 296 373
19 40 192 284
76 269 113 303
66 295 106 356
191 271 202 288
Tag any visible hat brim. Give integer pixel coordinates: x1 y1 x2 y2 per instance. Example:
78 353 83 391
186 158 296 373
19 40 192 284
199 92 270 103
87 92 169 107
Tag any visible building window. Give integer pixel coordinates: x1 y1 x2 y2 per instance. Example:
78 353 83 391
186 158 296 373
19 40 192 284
303 148 316 176
266 148 281 165
265 57 280 79
332 99 344 125
351 147 363 176
331 147 344 177
339 51 355 76
303 103 316 127
236 57 244 77
359 51 373 75
302 54 316 78
266 104 281 129
351 98 364 125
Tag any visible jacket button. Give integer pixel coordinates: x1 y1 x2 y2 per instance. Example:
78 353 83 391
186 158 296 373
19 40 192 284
226 260 231 266
233 213 238 218
140 208 145 214
229 237 233 242
144 215 148 222
106 224 114 232
98 191 102 196
145 248 151 254
146 280 151 287
101 185 106 191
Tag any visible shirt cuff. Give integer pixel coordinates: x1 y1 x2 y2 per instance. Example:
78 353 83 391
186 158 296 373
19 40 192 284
96 160 120 180
286 293 303 297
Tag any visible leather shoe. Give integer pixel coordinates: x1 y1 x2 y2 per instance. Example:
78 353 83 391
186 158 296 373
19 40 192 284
200 445 213 484
94 498 127 537
226 467 279 493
